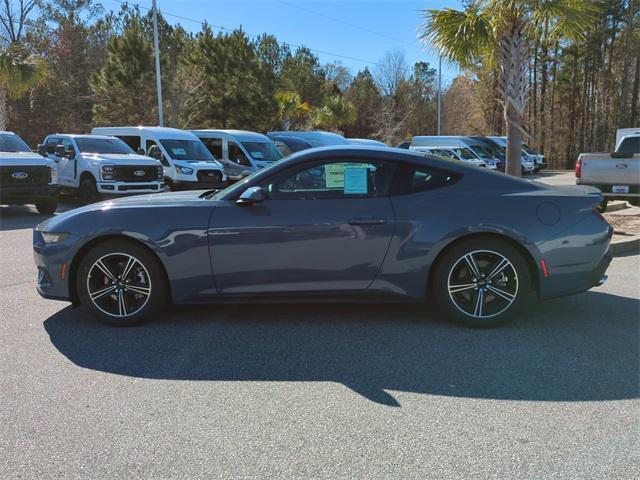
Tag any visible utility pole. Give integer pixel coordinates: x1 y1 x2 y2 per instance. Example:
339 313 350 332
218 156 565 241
437 54 442 135
152 0 164 126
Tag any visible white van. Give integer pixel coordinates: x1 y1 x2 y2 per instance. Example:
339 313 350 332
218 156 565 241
92 127 226 190
191 129 282 181
41 134 163 202
411 136 502 170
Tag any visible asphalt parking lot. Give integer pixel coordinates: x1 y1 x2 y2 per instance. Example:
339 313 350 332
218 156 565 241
1 173 639 479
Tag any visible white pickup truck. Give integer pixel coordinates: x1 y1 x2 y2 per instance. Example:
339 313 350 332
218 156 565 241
40 134 164 203
576 131 640 211
0 131 58 214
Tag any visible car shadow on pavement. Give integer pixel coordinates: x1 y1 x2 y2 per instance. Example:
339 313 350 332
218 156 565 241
43 290 639 406
0 201 81 231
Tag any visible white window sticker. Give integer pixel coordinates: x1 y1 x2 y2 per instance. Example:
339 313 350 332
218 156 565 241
343 167 368 194
252 151 264 159
171 147 187 156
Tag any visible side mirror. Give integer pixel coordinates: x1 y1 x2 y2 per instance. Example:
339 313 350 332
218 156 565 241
148 147 162 161
54 145 67 158
236 186 267 206
37 144 47 157
137 147 146 155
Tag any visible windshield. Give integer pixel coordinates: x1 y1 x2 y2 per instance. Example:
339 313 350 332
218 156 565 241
470 145 494 159
0 133 31 153
242 141 283 162
160 139 215 162
75 137 134 155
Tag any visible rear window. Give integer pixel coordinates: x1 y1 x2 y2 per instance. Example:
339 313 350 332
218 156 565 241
390 163 461 195
617 137 639 154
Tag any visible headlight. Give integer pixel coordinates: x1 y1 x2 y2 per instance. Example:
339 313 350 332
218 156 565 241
101 165 115 181
41 232 69 244
176 165 194 175
49 165 58 184
157 165 163 179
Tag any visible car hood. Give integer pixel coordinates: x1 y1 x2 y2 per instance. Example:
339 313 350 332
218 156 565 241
0 151 52 166
82 153 160 165
36 190 217 232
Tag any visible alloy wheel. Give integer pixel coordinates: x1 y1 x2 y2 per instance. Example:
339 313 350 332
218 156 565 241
447 250 519 319
86 253 152 318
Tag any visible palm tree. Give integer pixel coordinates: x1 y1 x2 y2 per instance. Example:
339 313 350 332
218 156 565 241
0 44 47 130
312 95 357 132
275 91 310 130
419 0 598 176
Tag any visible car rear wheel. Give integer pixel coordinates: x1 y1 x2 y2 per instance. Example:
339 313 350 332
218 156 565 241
35 200 58 215
432 238 532 328
76 240 168 326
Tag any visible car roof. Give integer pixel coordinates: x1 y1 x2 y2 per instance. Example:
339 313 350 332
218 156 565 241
267 131 351 145
48 134 119 140
191 129 272 142
92 126 199 140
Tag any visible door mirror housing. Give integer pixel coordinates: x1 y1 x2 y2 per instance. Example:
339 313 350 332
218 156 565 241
54 145 71 158
137 147 146 156
236 186 267 206
37 144 47 157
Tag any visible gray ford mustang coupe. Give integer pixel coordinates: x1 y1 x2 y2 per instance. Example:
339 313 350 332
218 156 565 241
33 146 612 328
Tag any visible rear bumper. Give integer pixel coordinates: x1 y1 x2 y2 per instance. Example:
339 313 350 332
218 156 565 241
538 215 613 300
576 181 640 199
0 184 58 204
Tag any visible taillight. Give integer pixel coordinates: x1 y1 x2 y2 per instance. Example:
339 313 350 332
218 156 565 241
575 158 582 178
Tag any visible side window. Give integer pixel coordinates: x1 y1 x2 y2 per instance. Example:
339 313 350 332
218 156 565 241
262 159 396 200
147 140 170 167
201 138 223 159
275 141 292 157
390 163 460 196
228 141 251 166
45 137 60 154
119 135 141 151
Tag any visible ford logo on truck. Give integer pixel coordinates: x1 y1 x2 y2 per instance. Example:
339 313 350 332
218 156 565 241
133 170 146 177
11 171 28 179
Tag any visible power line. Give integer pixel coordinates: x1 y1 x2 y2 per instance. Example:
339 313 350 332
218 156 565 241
277 0 413 47
108 0 382 66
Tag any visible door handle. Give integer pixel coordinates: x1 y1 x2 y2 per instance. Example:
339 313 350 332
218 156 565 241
348 217 387 226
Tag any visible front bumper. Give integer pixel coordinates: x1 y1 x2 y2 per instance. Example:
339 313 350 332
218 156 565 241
33 230 77 302
97 181 164 194
0 184 58 204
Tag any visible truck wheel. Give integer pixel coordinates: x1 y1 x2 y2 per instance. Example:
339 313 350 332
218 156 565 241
164 178 173 192
35 200 58 215
79 177 100 204
597 199 608 213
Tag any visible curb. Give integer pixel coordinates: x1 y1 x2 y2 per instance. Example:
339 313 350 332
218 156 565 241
610 236 640 256
607 201 631 213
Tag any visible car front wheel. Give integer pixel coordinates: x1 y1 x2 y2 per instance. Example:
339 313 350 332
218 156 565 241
76 240 168 326
35 200 58 215
432 238 532 328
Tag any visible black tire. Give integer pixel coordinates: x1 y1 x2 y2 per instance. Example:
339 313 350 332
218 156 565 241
78 176 100 204
164 178 173 192
76 239 168 326
35 200 58 215
597 199 608 213
431 237 533 328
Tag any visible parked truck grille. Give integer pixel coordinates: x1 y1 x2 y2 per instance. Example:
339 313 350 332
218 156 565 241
0 166 50 186
112 166 158 182
197 170 222 183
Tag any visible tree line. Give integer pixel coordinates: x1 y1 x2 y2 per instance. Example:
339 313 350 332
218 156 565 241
1 0 639 169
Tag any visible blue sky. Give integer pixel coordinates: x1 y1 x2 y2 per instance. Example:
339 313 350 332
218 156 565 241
101 0 463 84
